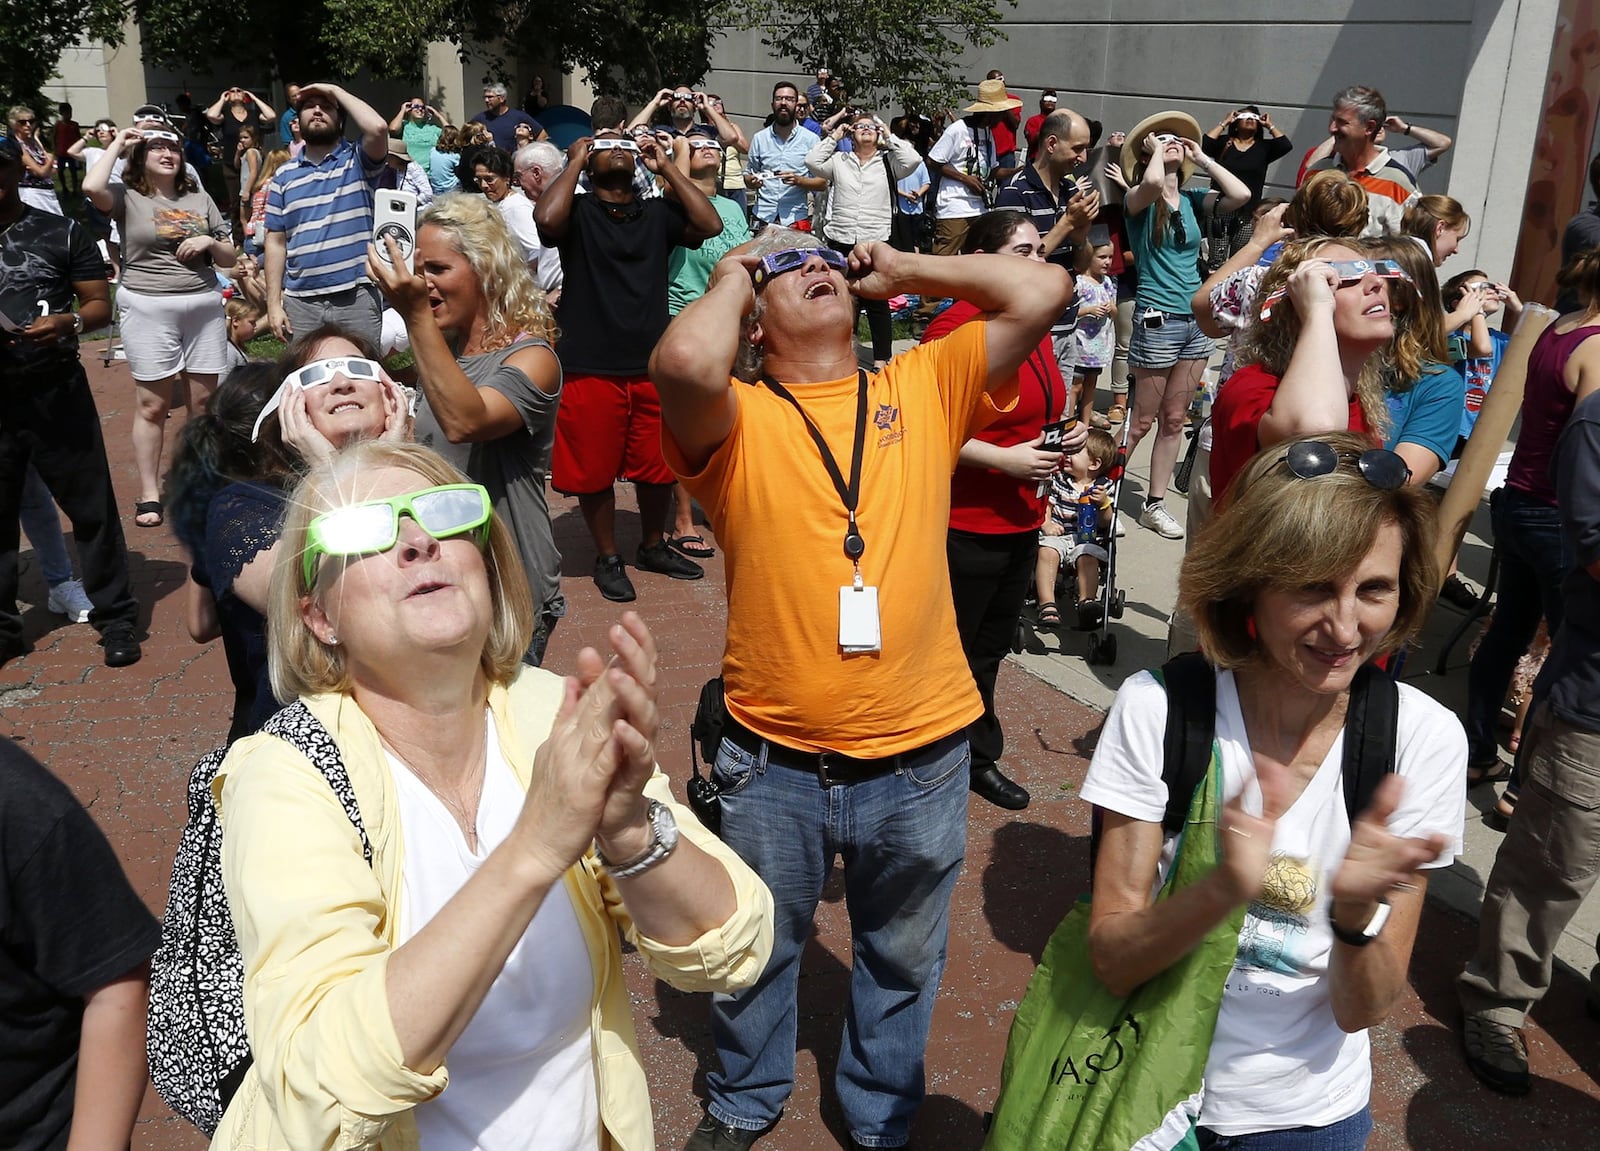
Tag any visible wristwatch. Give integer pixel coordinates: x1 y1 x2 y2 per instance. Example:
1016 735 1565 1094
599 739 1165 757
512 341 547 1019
1330 899 1390 947
70 313 83 335
596 799 680 880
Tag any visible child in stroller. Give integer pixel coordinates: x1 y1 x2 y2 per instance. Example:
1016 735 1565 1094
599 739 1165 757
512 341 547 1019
1036 427 1118 631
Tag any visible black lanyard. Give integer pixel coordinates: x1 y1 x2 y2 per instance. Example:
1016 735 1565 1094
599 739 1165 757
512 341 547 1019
761 369 869 562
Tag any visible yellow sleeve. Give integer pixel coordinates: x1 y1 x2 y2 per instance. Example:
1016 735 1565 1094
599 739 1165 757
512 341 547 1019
592 770 775 994
660 380 748 529
219 738 446 1151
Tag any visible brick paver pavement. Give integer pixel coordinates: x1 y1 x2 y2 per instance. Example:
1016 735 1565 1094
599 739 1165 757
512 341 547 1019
2 351 1595 1149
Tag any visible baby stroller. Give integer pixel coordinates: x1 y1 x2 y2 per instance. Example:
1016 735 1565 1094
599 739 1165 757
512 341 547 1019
1011 419 1128 664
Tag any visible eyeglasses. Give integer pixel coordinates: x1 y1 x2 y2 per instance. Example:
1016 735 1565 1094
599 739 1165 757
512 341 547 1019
302 484 493 586
1258 258 1413 320
250 357 383 441
1277 441 1411 490
773 96 798 104
751 246 849 288
591 137 640 153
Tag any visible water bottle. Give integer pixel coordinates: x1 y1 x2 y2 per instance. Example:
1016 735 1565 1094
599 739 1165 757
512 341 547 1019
1075 490 1097 545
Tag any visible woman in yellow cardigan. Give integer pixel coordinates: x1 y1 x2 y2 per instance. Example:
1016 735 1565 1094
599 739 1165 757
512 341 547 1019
212 440 773 1151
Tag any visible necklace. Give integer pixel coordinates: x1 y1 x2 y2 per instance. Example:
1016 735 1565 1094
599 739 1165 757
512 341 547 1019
383 730 488 851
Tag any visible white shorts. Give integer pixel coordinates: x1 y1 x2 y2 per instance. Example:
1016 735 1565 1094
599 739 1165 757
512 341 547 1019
1039 534 1109 566
117 287 230 382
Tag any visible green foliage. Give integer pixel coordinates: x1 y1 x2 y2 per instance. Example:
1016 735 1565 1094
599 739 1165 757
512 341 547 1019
0 0 126 112
719 0 1015 115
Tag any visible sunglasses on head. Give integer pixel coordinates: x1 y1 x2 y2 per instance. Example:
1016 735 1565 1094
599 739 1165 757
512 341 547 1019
592 137 640 153
302 484 493 586
751 246 849 288
1258 258 1414 320
1277 440 1411 490
250 357 383 441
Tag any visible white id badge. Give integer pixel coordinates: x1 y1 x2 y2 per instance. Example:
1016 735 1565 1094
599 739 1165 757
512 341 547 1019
839 584 882 653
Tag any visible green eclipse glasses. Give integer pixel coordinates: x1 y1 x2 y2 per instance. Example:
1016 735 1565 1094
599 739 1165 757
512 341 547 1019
303 483 493 586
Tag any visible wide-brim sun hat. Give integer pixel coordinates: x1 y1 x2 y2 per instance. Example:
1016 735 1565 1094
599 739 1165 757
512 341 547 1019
963 78 1023 115
1120 110 1203 184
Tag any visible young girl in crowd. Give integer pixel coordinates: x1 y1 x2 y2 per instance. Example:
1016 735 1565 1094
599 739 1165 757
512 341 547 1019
241 146 286 257
1037 427 1119 630
1443 268 1523 458
1378 238 1467 486
1072 240 1117 428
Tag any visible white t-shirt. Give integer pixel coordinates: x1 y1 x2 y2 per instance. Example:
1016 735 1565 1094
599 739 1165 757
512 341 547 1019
391 714 600 1151
928 119 994 220
495 190 564 293
1079 668 1465 1135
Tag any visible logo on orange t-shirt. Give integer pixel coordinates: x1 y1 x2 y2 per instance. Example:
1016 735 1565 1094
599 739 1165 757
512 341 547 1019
875 403 903 447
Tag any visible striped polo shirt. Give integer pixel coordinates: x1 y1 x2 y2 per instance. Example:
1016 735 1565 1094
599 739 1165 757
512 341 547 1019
265 139 386 297
1306 146 1420 237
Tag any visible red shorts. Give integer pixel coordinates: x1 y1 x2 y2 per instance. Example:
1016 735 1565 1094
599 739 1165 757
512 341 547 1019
551 373 676 495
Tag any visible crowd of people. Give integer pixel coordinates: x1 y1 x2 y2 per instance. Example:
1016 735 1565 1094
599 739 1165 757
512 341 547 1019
0 60 1595 1151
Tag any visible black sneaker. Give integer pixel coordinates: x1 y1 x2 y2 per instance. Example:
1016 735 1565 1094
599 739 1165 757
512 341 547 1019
637 540 704 581
1076 600 1105 630
100 624 142 668
593 555 637 603
682 1113 765 1151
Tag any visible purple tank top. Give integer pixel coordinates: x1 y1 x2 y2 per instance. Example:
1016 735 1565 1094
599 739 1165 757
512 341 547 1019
1504 322 1600 505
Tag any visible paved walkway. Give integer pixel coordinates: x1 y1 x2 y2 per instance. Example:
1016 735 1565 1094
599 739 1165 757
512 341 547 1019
2 351 1595 1150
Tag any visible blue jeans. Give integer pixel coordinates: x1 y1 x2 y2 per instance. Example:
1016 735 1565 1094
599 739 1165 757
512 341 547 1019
705 729 970 1148
18 463 73 587
1197 1106 1372 1150
1465 487 1573 765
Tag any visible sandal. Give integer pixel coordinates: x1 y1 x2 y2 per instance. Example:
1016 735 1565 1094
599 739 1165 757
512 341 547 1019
1467 759 1513 788
134 500 163 528
1106 404 1127 424
1089 412 1112 429
1037 603 1061 630
1484 792 1517 832
667 534 716 559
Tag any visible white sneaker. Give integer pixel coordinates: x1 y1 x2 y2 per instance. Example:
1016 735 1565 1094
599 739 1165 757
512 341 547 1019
46 579 93 623
1138 502 1185 539
1113 515 1127 537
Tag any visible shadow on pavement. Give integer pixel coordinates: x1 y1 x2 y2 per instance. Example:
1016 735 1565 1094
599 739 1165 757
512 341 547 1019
982 820 1091 964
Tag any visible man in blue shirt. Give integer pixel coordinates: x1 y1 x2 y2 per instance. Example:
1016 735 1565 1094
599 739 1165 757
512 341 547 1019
471 83 546 153
264 83 390 349
745 82 823 229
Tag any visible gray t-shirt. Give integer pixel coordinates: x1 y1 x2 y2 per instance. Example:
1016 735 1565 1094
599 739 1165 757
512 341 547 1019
1543 389 1600 732
108 185 229 295
412 338 564 618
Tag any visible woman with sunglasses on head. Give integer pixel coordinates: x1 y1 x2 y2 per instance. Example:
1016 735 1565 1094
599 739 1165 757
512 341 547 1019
1082 430 1464 1149
1121 111 1251 539
367 193 568 666
85 126 235 528
1371 238 1466 487
209 438 771 1151
1208 237 1401 508
1201 105 1293 273
806 110 923 369
8 106 61 213
389 96 449 174
924 208 1088 810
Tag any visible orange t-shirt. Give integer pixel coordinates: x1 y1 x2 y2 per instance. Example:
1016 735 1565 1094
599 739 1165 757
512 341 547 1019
664 320 1013 757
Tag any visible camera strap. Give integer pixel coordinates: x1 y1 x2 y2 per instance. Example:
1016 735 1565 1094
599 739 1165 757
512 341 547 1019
760 369 869 564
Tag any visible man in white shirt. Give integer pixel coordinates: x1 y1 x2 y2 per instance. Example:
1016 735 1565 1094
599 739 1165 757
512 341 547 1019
511 141 565 300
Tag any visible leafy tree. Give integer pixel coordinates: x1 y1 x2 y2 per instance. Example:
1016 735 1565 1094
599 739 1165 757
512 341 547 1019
720 0 1015 115
0 0 127 113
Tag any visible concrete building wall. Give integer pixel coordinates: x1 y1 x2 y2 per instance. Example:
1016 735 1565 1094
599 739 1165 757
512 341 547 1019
701 0 1561 286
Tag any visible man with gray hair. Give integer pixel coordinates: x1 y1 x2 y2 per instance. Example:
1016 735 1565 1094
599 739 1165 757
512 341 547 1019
511 141 564 296
1301 84 1450 235
471 82 545 152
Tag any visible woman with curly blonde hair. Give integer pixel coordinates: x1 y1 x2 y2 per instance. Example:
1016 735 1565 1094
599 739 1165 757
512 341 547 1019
369 191 566 663
1207 235 1402 504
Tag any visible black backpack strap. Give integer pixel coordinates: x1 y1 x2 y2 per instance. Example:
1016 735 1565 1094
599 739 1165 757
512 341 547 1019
1341 664 1400 820
1159 652 1217 835
260 702 373 866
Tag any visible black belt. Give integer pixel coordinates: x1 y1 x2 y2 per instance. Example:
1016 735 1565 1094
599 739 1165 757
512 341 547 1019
724 716 903 787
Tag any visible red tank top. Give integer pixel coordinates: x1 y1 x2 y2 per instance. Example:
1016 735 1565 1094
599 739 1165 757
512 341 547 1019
1504 321 1600 506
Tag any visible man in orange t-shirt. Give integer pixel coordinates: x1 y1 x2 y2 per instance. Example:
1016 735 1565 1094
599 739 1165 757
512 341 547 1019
652 230 1070 1150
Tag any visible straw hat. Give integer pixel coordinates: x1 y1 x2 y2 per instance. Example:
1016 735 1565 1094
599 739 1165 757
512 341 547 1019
1119 110 1203 184
963 78 1023 114
387 140 411 160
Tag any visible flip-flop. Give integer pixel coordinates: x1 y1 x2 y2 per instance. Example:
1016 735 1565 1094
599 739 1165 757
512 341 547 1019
667 534 716 559
134 500 164 528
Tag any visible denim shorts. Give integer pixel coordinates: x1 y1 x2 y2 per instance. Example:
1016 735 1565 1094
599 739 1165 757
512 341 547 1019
1129 309 1213 369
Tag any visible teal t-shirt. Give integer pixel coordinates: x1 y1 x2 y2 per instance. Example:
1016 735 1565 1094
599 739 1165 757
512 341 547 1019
1385 361 1465 468
667 196 752 316
1127 187 1208 314
402 120 443 173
